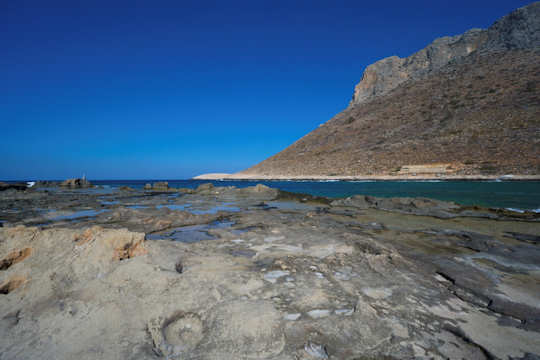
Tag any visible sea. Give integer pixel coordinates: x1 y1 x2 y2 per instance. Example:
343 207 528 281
79 179 540 212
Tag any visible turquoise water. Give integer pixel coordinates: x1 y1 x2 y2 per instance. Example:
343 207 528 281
6 179 539 211
85 180 540 211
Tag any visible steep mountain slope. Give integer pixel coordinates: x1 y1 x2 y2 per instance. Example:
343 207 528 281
238 3 540 178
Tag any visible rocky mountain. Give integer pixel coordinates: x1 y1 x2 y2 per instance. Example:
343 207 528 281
238 2 540 178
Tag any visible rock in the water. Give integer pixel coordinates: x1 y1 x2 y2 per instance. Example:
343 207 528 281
0 182 27 191
60 178 92 188
33 180 59 188
195 183 214 193
152 181 169 190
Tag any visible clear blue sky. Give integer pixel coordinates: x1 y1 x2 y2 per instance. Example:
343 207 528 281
1 0 532 180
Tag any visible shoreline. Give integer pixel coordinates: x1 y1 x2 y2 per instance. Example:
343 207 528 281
193 173 540 181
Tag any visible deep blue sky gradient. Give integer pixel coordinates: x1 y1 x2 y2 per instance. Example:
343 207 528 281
1 0 533 180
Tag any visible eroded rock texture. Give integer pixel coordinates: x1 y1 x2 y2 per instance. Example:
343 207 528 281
0 184 539 359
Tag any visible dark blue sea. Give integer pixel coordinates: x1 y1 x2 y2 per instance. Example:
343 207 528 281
80 179 540 212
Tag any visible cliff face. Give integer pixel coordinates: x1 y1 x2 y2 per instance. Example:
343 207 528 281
350 29 487 105
350 2 540 106
239 2 540 177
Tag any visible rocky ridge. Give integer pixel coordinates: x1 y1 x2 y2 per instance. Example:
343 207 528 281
350 2 540 106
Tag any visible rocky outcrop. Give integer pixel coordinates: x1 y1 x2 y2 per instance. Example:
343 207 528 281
0 182 27 192
144 182 185 192
60 178 92 188
350 2 539 106
152 181 169 190
33 180 59 188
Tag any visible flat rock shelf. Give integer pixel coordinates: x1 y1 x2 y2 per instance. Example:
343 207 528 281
1 183 539 359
